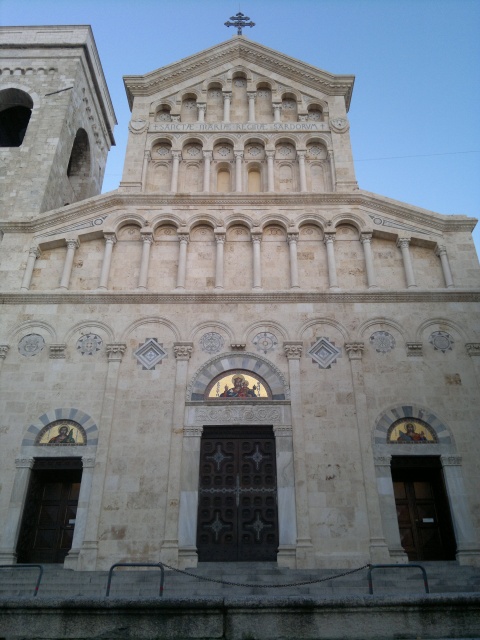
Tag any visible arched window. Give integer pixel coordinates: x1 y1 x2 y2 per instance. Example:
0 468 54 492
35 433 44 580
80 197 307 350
248 169 261 192
67 128 91 201
0 88 33 147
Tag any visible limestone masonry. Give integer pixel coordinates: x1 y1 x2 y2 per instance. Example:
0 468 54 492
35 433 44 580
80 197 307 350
0 26 479 572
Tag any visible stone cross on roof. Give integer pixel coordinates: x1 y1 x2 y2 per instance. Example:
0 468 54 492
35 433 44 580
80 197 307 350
224 12 255 35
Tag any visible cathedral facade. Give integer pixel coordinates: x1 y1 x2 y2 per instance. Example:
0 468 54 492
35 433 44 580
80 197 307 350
0 26 479 571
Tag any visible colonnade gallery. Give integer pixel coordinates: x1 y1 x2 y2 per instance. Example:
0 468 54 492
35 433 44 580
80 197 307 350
0 25 479 570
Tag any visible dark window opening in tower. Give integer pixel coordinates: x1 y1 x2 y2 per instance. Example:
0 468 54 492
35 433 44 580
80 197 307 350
0 89 33 147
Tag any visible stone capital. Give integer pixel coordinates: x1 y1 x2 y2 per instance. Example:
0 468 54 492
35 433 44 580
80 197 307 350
345 342 365 360
144 150 151 161
273 426 293 437
184 426 203 437
406 342 423 357
174 342 193 360
177 233 190 244
106 343 126 361
283 341 303 359
171 150 182 159
296 150 307 159
81 457 96 469
396 237 411 249
202 150 212 160
222 91 232 101
65 238 80 250
360 232 373 244
440 455 462 466
29 246 41 259
234 150 244 159
140 231 154 244
374 455 392 466
251 233 262 244
265 150 275 159
49 344 66 359
0 345 10 360
214 233 226 244
435 244 447 257
466 343 480 357
287 233 299 244
324 232 336 244
197 102 206 111
103 232 117 245
15 457 34 469
247 91 257 99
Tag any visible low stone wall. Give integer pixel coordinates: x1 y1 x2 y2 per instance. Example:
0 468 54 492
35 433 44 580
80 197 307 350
0 593 479 639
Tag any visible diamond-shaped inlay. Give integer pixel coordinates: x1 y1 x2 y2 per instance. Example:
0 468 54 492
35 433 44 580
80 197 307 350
134 338 166 370
308 337 341 369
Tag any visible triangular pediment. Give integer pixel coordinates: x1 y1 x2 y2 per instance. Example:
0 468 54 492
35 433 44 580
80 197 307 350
123 36 355 110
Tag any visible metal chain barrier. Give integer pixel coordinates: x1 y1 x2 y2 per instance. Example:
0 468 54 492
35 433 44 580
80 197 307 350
157 561 371 589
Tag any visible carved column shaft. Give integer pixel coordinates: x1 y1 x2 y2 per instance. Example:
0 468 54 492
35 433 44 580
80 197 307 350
170 151 181 193
247 91 256 122
223 92 231 123
138 233 153 290
252 233 262 290
436 245 454 288
214 233 225 290
21 247 40 291
176 234 189 290
360 233 377 289
59 239 79 290
324 233 339 290
266 151 275 192
273 103 282 123
235 152 243 192
197 103 206 123
203 151 212 192
345 343 390 562
297 151 307 193
78 344 126 570
287 233 300 289
397 238 417 288
98 234 116 290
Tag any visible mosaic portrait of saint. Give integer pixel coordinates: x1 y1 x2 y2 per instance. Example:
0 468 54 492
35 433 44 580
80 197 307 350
387 418 436 444
206 371 270 399
36 420 87 445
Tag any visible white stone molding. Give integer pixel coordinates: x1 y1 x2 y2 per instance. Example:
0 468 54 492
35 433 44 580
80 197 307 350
266 150 275 192
202 151 212 192
222 91 232 122
324 232 339 290
286 233 300 289
252 232 262 290
345 342 365 360
183 426 203 437
59 238 80 290
173 342 193 360
397 238 417 288
247 91 257 122
466 343 480 357
435 244 455 288
105 343 126 362
214 232 226 290
283 341 303 360
175 233 189 290
406 341 423 357
296 150 307 193
197 102 206 123
234 151 243 192
360 232 377 289
137 232 153 290
20 247 41 291
98 233 116 290
49 343 66 359
170 151 182 192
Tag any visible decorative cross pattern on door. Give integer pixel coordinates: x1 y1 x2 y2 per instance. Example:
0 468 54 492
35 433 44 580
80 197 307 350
197 426 278 561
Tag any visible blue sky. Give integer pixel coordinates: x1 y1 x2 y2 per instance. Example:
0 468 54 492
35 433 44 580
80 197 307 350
2 0 479 257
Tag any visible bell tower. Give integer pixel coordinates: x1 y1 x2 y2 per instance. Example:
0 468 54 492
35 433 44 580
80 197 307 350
0 26 116 221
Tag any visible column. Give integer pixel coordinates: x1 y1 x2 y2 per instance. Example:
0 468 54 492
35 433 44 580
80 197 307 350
283 343 314 568
202 151 212 192
273 103 282 123
324 232 339 290
234 151 243 192
397 238 417 288
266 151 275 192
64 456 96 570
78 343 126 570
175 233 189 290
247 91 256 122
360 232 377 289
274 426 298 569
137 232 153 290
345 342 390 562
328 149 336 191
162 343 193 566
441 455 480 565
214 232 225 290
373 455 408 561
98 233 116 290
20 247 40 291
170 151 181 193
287 233 300 289
252 232 262 290
59 238 79 290
0 457 34 564
141 150 151 192
222 91 231 122
178 426 203 568
297 151 307 193
0 345 9 373
197 102 206 123
435 244 455 288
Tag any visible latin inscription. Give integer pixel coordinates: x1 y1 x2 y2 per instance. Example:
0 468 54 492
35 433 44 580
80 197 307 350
150 122 328 132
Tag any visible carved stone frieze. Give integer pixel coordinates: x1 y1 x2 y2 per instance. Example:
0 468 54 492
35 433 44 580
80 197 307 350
106 343 127 362
191 404 283 425
183 427 203 437
406 342 423 357
174 342 193 360
283 342 303 359
345 342 365 360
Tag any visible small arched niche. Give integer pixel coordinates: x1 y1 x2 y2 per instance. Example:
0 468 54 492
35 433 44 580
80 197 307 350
206 84 223 122
281 93 298 122
67 128 91 202
181 94 198 123
0 88 33 147
231 74 248 122
307 105 324 122
155 105 172 122
256 84 273 122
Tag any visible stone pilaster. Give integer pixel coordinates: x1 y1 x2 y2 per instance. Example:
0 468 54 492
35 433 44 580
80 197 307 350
397 238 417 288
0 457 34 564
373 455 407 561
252 232 262 290
324 232 339 290
98 233 116 290
175 233 189 290
21 247 41 291
287 233 300 289
360 232 377 289
435 244 455 288
137 232 153 290
64 456 96 570
59 238 80 290
214 231 226 290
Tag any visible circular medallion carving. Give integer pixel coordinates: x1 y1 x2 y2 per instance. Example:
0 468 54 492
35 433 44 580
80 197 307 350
76 333 103 356
369 331 396 354
329 117 349 132
200 332 225 354
18 333 45 357
429 331 454 353
252 331 278 355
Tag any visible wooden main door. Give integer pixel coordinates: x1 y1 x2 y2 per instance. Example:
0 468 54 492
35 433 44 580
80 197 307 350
392 457 456 561
17 459 82 564
197 426 278 562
